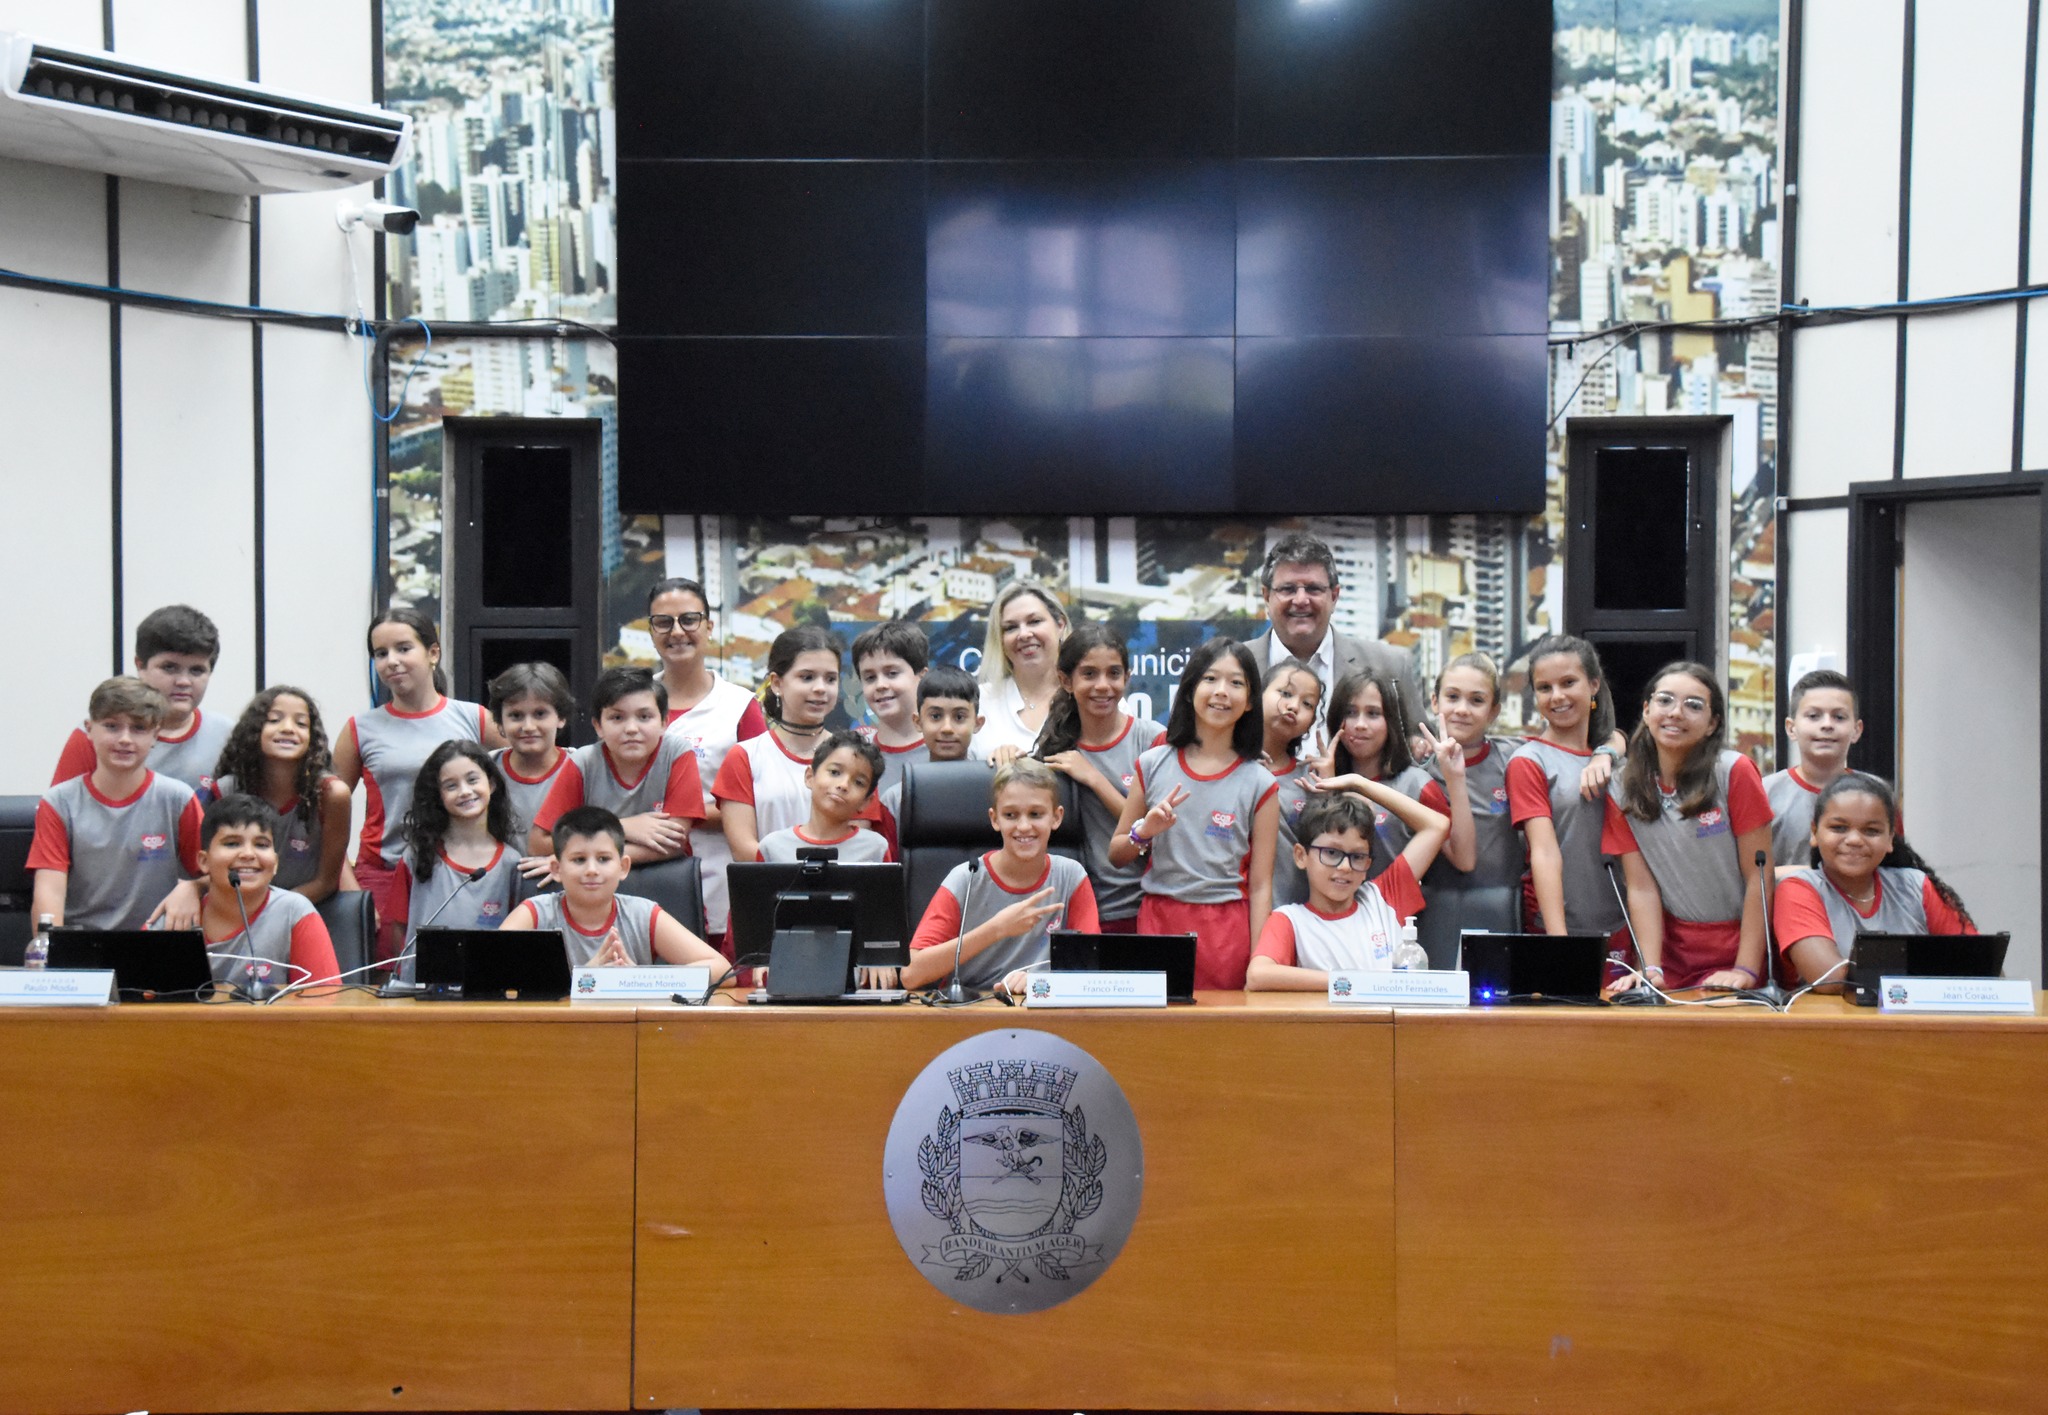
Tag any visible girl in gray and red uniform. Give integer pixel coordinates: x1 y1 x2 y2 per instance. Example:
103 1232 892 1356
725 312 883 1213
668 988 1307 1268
1601 662 1775 992
1312 668 1431 880
1409 653 1528 969
1109 639 1279 991
1773 772 1976 988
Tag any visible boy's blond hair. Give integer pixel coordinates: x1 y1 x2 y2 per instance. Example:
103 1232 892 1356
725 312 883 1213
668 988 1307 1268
89 676 167 729
991 756 1060 803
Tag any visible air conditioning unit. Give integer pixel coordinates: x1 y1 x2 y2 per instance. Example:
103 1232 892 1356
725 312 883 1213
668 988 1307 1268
0 30 409 195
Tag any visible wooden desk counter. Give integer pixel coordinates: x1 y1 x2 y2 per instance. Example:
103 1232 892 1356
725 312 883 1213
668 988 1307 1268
1393 995 2048 1415
632 993 1396 1411
0 998 637 1414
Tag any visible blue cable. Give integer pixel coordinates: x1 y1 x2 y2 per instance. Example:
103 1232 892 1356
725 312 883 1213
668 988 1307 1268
361 315 430 424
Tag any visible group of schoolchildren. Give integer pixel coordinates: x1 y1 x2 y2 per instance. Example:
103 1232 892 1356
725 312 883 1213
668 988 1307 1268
27 582 1977 1001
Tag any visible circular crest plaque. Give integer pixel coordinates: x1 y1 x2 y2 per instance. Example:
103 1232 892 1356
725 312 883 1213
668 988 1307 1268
883 1029 1143 1314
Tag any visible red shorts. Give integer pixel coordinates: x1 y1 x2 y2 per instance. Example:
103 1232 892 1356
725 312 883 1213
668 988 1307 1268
1137 894 1251 991
1096 915 1139 935
1661 913 1741 990
353 852 412 961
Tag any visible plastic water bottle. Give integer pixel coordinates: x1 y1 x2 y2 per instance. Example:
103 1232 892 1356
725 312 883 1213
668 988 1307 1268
23 914 54 969
1393 919 1429 971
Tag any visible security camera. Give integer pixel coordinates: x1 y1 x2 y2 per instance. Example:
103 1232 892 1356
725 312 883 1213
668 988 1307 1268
335 200 420 236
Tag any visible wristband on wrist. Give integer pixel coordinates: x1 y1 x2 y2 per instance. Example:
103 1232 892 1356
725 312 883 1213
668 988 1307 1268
1593 745 1621 760
1732 965 1758 981
1128 824 1152 854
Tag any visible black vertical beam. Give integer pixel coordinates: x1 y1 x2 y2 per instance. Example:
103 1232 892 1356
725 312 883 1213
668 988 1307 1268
2017 0 2042 474
103 0 122 673
1893 0 1917 480
248 0 267 689
1775 0 1806 769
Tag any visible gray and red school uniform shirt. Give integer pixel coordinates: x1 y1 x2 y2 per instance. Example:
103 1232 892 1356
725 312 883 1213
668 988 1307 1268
533 737 704 842
1601 751 1774 987
910 852 1099 990
28 771 203 929
1413 738 1526 967
1253 856 1427 972
757 824 892 863
396 841 526 982
1773 866 1973 960
1505 738 1626 938
214 773 333 892
520 891 667 968
52 709 231 801
666 676 769 936
858 731 929 805
1271 762 1318 907
196 886 340 988
1068 715 1165 922
493 749 569 846
1132 745 1279 906
1761 767 1824 867
345 696 490 868
714 732 884 847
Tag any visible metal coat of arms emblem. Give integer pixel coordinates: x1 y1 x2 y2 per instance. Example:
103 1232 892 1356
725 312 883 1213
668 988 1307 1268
883 1029 1143 1314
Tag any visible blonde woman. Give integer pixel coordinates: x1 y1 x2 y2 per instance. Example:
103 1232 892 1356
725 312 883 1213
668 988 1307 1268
975 582 1071 764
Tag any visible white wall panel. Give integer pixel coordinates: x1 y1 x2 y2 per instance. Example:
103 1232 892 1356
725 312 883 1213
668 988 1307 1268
109 0 244 78
1796 0 1907 306
117 178 251 305
1906 0 2027 299
0 155 108 282
1903 304 2017 477
119 309 258 708
256 0 371 101
260 325 375 726
1785 320 1897 496
255 0 377 315
0 0 101 47
2024 296 2048 467
0 287 112 793
1782 506 1848 680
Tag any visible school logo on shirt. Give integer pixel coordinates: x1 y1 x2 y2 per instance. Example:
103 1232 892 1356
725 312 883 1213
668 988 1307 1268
1206 810 1238 839
1374 808 1391 827
478 900 504 919
1119 771 1135 789
1490 786 1510 813
137 832 169 860
884 1030 1142 1315
288 837 311 855
1695 808 1728 839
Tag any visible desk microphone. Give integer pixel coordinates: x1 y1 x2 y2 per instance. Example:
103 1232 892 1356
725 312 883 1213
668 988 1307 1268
942 857 979 1004
1604 860 1665 1005
1751 849 1789 1006
386 866 490 987
224 867 270 1000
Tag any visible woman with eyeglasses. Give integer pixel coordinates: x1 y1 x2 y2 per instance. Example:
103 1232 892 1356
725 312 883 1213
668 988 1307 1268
647 577 768 944
1601 662 1776 992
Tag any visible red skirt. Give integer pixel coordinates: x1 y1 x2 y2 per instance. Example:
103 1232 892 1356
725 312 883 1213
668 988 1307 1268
354 852 412 962
1137 894 1251 991
1661 914 1742 990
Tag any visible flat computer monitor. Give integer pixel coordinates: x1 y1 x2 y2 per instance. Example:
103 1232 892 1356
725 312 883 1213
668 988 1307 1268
1460 932 1610 1005
1049 931 1197 1003
47 929 213 1001
408 927 572 1002
1846 932 2010 1007
726 860 909 971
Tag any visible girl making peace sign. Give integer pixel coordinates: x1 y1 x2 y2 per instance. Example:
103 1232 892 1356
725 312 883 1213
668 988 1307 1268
1109 639 1279 990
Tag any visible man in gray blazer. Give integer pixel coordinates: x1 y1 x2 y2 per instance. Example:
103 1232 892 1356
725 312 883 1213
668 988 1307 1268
1240 531 1427 757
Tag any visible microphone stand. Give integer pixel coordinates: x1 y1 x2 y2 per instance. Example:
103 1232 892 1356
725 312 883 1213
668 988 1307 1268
1605 860 1666 1005
379 866 490 996
942 856 984 1004
225 867 270 1001
1751 849 1790 1008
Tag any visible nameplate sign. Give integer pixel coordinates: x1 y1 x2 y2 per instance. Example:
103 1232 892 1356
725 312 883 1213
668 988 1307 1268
1328 969 1471 1007
0 970 116 1007
1024 971 1168 1008
1878 976 2035 1015
570 965 711 1002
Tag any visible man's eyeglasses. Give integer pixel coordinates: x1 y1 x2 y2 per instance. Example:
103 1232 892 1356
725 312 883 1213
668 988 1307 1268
1269 581 1332 601
650 612 709 633
1308 844 1373 872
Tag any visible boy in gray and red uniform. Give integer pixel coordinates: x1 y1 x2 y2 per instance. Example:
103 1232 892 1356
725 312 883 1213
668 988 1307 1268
31 677 204 930
50 605 228 800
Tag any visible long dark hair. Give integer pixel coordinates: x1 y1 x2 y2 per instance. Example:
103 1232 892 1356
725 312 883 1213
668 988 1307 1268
367 605 450 696
1162 638 1263 760
1036 622 1128 759
762 625 843 724
1618 660 1726 821
214 686 332 826
1810 772 1976 927
1327 669 1413 778
1524 633 1615 745
403 740 511 880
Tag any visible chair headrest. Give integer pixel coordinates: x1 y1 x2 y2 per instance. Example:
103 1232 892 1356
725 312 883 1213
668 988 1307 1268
898 761 1085 849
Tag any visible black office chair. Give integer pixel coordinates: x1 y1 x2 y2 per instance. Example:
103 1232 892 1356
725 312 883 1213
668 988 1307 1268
315 889 375 981
0 794 39 967
614 854 707 941
896 761 1086 929
1418 883 1522 971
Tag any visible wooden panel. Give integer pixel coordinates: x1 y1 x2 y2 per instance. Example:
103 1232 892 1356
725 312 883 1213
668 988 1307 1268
0 1006 636 1413
1395 1006 2048 1414
634 1004 1395 1410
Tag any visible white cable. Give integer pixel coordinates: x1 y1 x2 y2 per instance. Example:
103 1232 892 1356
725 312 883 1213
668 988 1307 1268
205 950 314 984
262 951 401 1003
1604 960 1778 1009
1776 955 1852 1010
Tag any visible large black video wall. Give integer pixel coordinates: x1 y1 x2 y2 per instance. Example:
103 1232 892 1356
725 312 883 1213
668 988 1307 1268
616 0 1550 516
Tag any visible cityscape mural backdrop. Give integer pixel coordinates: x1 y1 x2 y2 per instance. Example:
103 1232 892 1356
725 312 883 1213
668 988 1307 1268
378 0 1779 755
